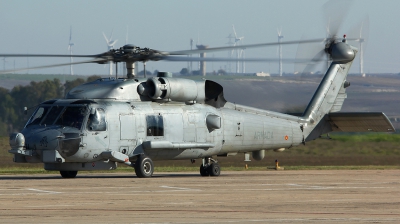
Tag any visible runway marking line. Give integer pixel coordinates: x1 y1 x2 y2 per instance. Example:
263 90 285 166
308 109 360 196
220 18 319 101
160 185 201 191
0 207 399 217
27 188 61 194
0 188 62 195
239 186 391 191
131 218 400 223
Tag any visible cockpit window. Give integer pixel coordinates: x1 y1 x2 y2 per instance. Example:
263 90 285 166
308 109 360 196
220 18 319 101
25 106 50 127
55 106 87 129
41 106 65 126
87 108 106 131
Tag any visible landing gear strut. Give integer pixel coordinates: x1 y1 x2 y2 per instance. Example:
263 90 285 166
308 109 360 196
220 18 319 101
199 157 220 177
60 171 78 178
134 155 154 178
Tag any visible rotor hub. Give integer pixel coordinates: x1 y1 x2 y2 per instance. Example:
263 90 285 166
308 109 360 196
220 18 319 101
330 41 355 63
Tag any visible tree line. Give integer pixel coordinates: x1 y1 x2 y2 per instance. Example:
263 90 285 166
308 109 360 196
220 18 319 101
0 76 101 136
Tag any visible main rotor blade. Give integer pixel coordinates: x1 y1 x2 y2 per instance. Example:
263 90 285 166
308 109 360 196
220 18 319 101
160 55 322 64
168 38 326 55
0 58 105 74
0 53 99 58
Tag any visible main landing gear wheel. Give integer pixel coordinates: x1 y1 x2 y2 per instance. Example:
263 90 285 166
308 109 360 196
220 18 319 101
200 164 209 176
135 155 154 178
199 157 220 177
60 171 78 178
209 163 220 176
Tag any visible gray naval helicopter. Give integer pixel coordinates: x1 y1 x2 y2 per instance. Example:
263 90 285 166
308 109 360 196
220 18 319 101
4 33 395 178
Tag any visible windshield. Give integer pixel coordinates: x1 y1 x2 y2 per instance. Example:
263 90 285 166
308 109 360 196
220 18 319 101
55 106 88 129
41 106 65 126
25 106 50 127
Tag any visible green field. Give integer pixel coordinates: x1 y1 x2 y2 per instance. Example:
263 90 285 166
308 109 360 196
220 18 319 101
1 133 400 174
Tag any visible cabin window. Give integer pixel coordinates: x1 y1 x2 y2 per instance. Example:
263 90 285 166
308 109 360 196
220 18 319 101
55 106 87 129
87 108 106 131
25 106 50 127
146 115 164 136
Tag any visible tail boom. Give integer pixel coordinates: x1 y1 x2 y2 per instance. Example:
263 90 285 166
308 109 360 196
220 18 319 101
300 41 357 141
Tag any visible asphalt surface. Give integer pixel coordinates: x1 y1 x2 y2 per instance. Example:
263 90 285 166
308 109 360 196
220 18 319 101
0 170 399 223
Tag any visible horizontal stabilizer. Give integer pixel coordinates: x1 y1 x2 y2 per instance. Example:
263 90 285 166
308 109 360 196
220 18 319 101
327 112 395 132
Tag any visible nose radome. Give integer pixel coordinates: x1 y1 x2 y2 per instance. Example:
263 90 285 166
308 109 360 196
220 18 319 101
58 132 81 157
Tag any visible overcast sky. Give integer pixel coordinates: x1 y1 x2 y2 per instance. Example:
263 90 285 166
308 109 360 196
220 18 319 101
0 0 399 76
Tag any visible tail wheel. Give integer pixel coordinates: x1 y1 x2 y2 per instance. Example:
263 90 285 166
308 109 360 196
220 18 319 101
209 163 221 176
135 156 154 178
60 171 78 178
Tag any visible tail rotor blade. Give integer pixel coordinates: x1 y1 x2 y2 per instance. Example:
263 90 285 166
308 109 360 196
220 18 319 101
323 0 353 38
294 0 355 77
347 15 370 48
295 36 325 74
300 49 326 76
103 32 109 43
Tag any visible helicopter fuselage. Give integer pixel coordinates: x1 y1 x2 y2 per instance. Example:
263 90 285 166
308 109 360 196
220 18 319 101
12 96 303 169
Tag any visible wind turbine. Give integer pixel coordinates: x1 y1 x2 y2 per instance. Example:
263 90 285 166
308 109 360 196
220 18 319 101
189 38 193 74
68 26 74 75
232 25 244 74
277 28 284 76
123 25 129 77
226 32 235 73
2 57 8 70
358 37 365 76
26 51 29 74
103 30 118 75
353 16 369 76
241 43 245 73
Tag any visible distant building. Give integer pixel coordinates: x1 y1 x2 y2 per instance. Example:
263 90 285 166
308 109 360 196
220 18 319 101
255 72 270 77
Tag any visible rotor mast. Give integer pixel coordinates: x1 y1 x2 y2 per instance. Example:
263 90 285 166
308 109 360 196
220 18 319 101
126 61 135 79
